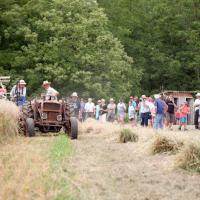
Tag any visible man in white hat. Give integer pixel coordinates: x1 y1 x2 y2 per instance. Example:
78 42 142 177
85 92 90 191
10 80 27 107
194 93 200 129
42 81 59 100
71 92 80 118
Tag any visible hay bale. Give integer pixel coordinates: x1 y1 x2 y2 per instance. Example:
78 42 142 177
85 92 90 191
151 135 183 154
119 128 138 143
176 143 200 173
0 100 19 143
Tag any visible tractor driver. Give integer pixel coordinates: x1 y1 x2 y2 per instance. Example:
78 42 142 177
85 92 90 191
42 81 59 101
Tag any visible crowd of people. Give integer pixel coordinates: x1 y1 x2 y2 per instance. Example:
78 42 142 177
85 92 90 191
1 79 200 131
71 92 197 131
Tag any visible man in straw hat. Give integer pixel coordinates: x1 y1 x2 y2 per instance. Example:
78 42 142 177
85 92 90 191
107 98 116 122
42 81 59 100
194 93 200 129
10 80 27 107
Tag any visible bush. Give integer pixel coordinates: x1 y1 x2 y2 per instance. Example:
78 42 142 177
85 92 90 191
176 143 200 173
151 135 183 154
119 128 138 143
0 100 19 143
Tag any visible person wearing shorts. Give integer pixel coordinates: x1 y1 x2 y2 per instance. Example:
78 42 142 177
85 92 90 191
165 96 177 130
179 102 190 131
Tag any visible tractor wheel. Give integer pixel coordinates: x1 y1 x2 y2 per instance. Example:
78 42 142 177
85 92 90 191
22 102 34 118
26 118 35 137
69 117 78 139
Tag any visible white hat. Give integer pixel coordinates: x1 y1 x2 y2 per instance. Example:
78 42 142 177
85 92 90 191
141 95 147 99
110 98 114 102
196 93 200 97
154 94 161 99
19 80 26 85
71 92 78 97
42 80 51 86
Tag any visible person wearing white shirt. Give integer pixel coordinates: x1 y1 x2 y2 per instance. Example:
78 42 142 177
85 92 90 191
138 95 150 127
194 93 200 129
85 98 95 119
10 80 27 107
42 81 59 100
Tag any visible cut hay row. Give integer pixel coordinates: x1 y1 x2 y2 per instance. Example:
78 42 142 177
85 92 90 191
151 135 183 154
119 128 138 143
176 143 200 173
0 100 19 144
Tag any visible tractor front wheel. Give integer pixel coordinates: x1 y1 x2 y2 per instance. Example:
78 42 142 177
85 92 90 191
69 117 78 139
26 118 35 137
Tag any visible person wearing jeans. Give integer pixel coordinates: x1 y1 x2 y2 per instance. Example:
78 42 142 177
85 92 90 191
154 94 167 130
138 95 150 127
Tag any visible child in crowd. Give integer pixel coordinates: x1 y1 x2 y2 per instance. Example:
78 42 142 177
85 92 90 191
128 101 135 127
179 102 190 131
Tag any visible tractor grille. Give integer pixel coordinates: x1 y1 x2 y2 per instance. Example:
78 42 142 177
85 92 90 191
47 112 60 121
43 103 60 111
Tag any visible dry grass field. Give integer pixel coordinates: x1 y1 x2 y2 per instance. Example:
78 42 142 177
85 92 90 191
0 115 200 200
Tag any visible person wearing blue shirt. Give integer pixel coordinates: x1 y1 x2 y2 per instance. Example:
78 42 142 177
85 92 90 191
154 94 168 129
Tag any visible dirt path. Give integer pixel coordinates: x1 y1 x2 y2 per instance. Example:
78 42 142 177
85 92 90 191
69 127 200 200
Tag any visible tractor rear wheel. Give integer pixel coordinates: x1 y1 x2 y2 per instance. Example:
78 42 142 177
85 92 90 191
26 118 35 137
69 117 78 139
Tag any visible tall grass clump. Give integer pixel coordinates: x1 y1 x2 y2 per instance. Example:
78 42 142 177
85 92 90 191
0 100 19 143
119 128 138 143
176 143 200 173
151 135 183 154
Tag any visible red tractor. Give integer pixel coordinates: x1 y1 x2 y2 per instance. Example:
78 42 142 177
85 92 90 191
20 98 78 139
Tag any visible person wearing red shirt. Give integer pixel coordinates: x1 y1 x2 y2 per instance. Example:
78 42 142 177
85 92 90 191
179 102 190 131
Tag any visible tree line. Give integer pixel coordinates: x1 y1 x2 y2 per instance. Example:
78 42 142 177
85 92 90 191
98 0 200 94
1 0 200 99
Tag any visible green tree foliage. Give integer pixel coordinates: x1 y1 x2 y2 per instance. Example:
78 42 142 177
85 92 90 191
98 0 200 94
0 0 141 99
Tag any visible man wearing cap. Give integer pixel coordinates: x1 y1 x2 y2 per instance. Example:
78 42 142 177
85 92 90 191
194 93 200 129
43 81 59 101
107 98 116 122
71 92 81 118
10 80 27 107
